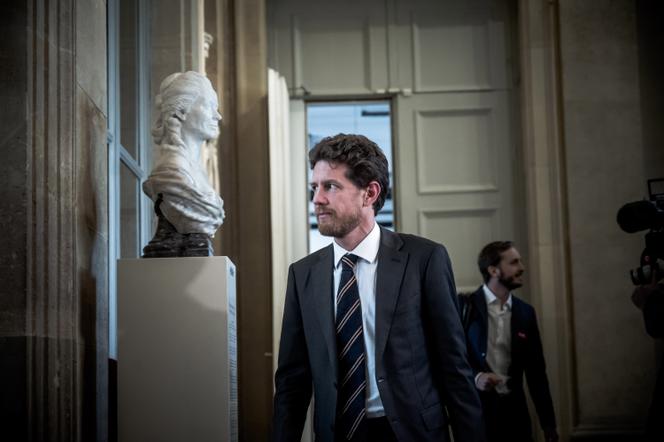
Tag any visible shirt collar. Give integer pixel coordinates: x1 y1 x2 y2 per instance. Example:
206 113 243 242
333 222 380 268
482 284 512 310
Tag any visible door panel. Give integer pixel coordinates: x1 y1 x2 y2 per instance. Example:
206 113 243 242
391 0 510 92
392 0 518 292
271 0 388 95
395 90 517 292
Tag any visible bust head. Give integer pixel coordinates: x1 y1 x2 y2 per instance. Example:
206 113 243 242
152 71 221 152
142 71 225 239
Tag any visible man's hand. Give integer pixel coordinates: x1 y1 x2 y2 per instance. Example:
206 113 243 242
475 372 503 392
543 427 559 442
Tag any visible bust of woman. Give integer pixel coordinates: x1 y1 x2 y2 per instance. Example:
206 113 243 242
142 71 225 256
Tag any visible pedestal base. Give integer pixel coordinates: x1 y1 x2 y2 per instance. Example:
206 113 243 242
117 256 237 442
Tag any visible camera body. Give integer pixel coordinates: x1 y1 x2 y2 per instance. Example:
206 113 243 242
617 178 664 285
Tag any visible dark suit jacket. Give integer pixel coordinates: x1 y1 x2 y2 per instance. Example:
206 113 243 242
272 228 484 442
643 284 664 339
459 287 556 437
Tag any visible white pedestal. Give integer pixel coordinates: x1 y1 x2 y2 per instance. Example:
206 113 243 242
117 256 237 442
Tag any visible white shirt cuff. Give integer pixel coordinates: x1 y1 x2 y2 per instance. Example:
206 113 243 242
474 372 483 389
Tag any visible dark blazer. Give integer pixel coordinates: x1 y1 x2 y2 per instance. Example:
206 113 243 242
272 228 484 442
643 284 664 339
459 287 556 437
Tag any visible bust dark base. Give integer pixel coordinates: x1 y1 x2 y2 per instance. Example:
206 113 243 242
142 197 214 258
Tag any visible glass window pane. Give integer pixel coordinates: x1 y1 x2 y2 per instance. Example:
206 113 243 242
306 101 394 253
119 0 138 159
120 162 139 258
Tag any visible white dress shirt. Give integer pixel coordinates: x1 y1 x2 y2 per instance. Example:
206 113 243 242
482 284 512 394
332 222 384 417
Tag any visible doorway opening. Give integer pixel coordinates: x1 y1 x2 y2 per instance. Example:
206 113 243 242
305 101 395 252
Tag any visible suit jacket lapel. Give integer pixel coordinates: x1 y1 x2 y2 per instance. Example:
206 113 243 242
375 228 408 362
510 297 525 358
306 245 338 377
472 288 489 362
472 287 488 322
472 288 488 336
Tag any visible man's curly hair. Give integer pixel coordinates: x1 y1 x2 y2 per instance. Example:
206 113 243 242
309 133 390 215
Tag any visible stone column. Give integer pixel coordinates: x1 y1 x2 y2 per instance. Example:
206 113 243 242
0 1 109 440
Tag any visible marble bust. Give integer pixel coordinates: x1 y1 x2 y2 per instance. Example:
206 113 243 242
142 71 225 257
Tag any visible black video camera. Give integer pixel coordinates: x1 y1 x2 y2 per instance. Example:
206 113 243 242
616 178 664 285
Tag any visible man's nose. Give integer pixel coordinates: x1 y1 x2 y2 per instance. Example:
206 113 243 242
312 188 326 205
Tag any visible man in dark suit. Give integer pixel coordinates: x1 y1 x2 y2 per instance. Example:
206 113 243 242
272 134 484 442
459 241 558 442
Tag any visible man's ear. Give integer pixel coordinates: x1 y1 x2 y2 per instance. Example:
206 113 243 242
488 265 501 278
364 181 381 207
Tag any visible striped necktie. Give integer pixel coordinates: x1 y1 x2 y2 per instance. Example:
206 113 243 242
335 253 366 440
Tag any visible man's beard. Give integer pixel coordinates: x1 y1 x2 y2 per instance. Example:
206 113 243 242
499 274 523 291
317 208 361 238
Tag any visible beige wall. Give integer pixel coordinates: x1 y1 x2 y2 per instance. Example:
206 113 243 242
519 1 663 440
558 0 662 438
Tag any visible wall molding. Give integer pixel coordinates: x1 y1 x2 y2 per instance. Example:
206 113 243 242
413 106 498 195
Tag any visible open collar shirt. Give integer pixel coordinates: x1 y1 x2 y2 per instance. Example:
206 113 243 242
483 284 513 381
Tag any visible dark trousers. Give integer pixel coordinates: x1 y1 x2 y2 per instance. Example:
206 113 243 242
481 391 533 442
